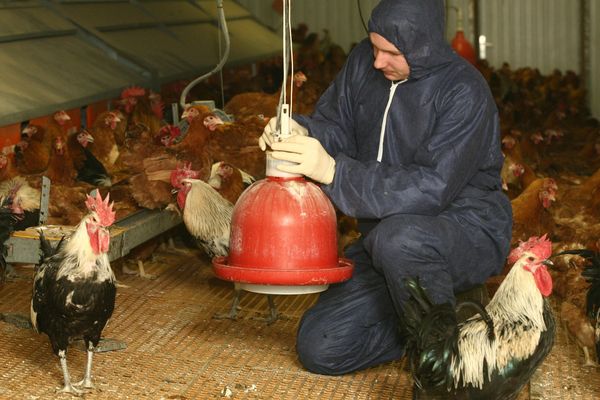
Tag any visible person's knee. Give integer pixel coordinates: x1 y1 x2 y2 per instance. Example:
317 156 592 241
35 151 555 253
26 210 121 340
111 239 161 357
364 216 442 270
296 316 347 375
363 215 457 305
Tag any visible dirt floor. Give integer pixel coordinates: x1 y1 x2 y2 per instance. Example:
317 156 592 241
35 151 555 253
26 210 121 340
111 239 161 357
0 242 599 399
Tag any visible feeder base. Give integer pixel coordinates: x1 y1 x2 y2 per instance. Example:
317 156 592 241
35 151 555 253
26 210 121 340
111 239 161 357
212 257 354 287
236 282 328 295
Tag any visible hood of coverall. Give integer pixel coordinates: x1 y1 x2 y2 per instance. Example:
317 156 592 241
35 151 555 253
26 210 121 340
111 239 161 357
368 0 455 80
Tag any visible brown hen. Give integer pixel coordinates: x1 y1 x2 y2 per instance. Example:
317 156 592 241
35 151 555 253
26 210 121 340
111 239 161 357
511 177 557 247
14 124 51 175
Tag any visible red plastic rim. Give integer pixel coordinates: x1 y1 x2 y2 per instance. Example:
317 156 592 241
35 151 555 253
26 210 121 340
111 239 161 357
212 256 354 286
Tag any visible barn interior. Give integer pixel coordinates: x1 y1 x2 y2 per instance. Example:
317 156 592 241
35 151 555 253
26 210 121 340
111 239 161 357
1 1 600 399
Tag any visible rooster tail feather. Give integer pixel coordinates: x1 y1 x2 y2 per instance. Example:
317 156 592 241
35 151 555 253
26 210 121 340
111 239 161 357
37 230 52 262
404 277 434 313
94 176 113 188
557 249 597 260
402 277 460 391
455 300 495 341
37 230 64 264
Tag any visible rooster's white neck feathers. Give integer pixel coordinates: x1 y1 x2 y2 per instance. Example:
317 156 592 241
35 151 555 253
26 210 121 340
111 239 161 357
56 213 113 282
183 180 232 244
450 251 548 389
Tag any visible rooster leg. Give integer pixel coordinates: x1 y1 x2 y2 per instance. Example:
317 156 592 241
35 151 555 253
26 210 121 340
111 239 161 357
136 260 156 280
167 237 176 250
213 288 242 320
265 295 279 325
74 342 95 389
121 263 138 275
251 295 280 325
582 346 598 367
57 350 83 395
562 319 571 344
121 260 156 280
158 237 177 252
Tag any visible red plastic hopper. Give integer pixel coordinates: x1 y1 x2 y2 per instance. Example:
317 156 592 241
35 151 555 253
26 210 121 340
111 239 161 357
212 170 354 295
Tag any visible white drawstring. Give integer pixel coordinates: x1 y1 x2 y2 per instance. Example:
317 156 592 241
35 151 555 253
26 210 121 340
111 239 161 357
377 79 407 162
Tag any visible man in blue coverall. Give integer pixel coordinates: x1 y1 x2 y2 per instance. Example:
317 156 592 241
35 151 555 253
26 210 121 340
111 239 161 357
260 0 512 375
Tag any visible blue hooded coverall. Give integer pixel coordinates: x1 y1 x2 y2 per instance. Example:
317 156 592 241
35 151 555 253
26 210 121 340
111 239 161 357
293 0 513 375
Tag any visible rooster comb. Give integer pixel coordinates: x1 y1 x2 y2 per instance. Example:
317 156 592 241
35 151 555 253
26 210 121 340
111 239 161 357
121 86 146 99
53 110 70 121
543 178 558 191
507 234 552 264
85 192 116 227
170 162 200 189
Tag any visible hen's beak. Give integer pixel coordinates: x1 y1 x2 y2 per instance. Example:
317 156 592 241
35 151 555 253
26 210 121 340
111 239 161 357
542 259 554 267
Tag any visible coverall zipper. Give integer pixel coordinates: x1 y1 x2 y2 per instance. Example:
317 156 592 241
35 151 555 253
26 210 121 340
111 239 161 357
377 79 407 162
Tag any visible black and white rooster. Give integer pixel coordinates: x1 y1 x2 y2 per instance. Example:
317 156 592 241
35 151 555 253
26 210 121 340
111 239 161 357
31 192 116 394
402 235 555 400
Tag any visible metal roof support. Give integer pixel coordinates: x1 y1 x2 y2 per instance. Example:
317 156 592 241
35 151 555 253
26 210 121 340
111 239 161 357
42 0 155 83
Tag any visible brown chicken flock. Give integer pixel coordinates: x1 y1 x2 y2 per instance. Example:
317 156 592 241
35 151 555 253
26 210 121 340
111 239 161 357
478 60 600 367
1 26 599 364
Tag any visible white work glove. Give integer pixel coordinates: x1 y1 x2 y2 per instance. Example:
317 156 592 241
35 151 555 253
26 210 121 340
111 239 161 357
270 135 336 185
259 116 309 151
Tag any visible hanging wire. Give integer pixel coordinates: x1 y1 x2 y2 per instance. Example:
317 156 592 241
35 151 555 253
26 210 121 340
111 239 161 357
357 0 368 34
275 0 294 137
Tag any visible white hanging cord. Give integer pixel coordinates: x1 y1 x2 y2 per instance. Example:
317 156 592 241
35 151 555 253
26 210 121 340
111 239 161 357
179 0 230 110
287 0 294 116
275 0 294 139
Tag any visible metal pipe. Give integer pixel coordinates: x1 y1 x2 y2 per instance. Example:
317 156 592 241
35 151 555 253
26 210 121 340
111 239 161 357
179 0 230 109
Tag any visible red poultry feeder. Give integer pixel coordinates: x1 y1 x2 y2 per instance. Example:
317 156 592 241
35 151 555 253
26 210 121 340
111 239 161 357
452 30 477 65
449 6 477 65
212 154 354 295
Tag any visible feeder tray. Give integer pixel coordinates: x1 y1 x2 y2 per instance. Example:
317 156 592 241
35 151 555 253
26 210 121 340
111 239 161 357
213 257 354 294
212 174 354 295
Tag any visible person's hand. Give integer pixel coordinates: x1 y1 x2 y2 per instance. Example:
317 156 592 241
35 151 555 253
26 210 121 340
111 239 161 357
259 117 309 151
270 135 336 184
259 117 277 151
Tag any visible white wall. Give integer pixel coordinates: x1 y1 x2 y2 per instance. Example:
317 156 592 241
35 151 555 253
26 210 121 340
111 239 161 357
236 0 478 53
478 0 580 73
235 0 379 53
235 0 598 118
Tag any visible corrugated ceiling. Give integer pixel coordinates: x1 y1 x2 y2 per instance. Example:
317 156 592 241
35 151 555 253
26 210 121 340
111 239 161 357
0 0 282 126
